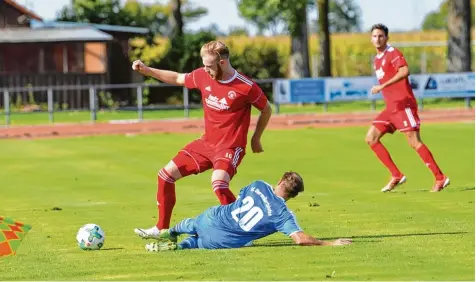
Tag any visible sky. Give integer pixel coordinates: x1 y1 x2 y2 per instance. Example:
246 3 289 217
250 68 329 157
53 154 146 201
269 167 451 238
21 0 445 34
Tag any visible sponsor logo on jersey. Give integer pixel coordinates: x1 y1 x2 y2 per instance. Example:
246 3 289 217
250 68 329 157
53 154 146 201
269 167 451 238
205 94 230 110
228 91 237 99
375 67 385 80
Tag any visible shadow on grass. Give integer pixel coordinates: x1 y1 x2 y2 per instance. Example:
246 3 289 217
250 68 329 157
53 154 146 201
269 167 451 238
252 231 469 247
395 186 475 193
100 247 125 251
460 187 475 191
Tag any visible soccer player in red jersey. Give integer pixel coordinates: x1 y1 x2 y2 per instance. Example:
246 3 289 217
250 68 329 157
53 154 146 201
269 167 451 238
131 41 272 238
367 24 450 193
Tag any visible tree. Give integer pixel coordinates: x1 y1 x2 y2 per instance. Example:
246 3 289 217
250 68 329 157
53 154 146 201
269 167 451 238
236 0 361 77
237 0 361 35
281 0 311 78
168 0 183 38
178 1 208 29
317 0 331 77
121 0 169 36
236 0 283 35
56 0 207 36
236 0 311 78
421 1 448 30
310 0 362 33
447 0 472 72
227 26 249 36
327 0 362 33
203 23 226 36
422 0 474 30
57 0 124 25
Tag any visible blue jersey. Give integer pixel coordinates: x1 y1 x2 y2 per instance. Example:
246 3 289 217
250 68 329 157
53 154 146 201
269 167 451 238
195 180 302 249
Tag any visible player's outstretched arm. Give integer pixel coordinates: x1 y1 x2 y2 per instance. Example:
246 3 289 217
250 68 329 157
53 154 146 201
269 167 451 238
290 231 352 246
132 60 186 86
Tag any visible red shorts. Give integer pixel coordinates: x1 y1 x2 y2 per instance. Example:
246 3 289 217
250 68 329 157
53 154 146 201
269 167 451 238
372 107 420 134
171 138 246 178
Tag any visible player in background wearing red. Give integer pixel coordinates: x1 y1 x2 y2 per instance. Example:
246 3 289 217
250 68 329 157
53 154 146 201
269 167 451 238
131 41 273 239
367 24 450 193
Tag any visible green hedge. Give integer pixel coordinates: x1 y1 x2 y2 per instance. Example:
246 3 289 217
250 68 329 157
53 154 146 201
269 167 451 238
129 30 474 105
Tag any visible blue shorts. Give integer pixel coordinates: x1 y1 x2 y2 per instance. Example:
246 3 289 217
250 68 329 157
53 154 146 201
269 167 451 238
194 207 252 249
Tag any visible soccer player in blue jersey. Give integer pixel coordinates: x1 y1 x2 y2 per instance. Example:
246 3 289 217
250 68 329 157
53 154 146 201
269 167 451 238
142 171 352 251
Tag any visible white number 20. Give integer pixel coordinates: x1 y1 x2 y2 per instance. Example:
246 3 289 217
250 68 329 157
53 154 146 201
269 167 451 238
231 196 264 231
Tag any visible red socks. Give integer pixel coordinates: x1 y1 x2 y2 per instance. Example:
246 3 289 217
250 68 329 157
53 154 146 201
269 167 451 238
416 144 444 180
370 141 444 181
156 169 176 229
155 170 236 229
371 142 403 178
212 180 236 205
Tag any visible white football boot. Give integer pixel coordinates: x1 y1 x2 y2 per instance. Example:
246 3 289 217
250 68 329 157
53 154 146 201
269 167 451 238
381 175 407 192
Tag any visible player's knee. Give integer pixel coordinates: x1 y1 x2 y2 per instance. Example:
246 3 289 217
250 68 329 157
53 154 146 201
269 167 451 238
366 124 386 146
365 127 381 146
407 138 423 150
365 135 379 146
162 161 183 180
404 132 422 150
212 161 233 182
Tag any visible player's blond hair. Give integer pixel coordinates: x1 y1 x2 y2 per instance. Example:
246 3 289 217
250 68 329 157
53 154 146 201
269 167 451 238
200 41 230 61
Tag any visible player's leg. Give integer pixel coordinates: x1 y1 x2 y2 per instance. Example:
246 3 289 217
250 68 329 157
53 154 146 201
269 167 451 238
211 169 235 204
211 147 245 204
145 209 216 251
367 112 405 192
170 218 198 236
397 108 449 192
134 158 184 239
134 141 211 239
155 161 181 229
155 141 212 229
145 228 226 251
145 241 178 252
178 235 199 250
142 217 197 243
145 235 199 252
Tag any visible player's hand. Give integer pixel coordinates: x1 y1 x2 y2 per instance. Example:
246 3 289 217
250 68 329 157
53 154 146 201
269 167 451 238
132 60 149 75
371 85 384 94
331 238 353 246
251 136 264 153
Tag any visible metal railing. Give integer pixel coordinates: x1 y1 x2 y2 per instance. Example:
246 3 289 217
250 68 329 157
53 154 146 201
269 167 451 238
0 77 473 127
0 80 276 126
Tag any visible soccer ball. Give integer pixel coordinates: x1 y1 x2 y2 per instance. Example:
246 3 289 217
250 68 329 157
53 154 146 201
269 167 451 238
76 224 105 250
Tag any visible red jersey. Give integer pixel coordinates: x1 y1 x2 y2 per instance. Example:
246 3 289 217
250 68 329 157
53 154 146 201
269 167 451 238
184 68 268 150
374 45 417 111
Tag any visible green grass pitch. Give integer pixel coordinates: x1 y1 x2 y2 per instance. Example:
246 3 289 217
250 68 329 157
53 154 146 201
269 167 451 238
0 122 474 280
